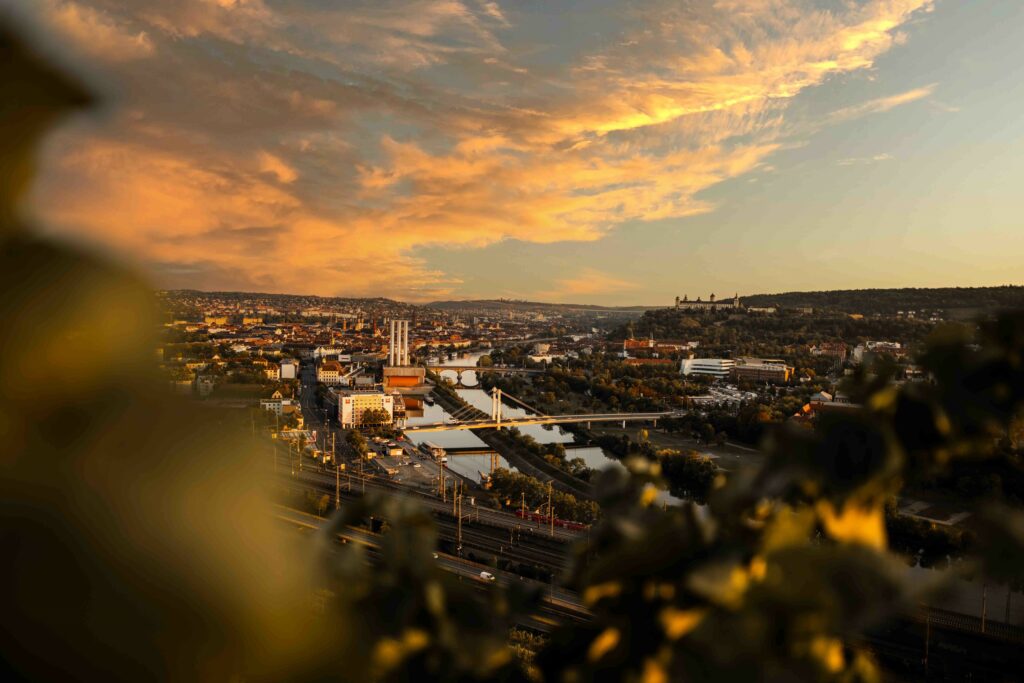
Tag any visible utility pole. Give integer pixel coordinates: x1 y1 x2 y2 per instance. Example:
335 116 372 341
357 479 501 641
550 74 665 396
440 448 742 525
457 491 463 557
521 492 526 520
335 464 340 510
549 481 554 538
924 612 930 675
982 582 988 634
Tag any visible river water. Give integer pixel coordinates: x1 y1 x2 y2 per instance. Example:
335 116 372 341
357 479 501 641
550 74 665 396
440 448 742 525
407 351 682 503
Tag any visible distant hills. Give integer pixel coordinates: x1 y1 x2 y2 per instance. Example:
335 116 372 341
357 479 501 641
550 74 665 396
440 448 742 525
166 286 1024 318
424 299 660 313
740 286 1024 315
427 287 1024 316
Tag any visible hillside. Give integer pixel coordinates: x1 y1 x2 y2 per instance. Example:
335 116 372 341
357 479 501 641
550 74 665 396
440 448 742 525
740 286 1024 315
425 299 659 314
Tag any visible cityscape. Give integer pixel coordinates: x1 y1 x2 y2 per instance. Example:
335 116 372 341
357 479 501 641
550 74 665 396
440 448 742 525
5 2 1024 682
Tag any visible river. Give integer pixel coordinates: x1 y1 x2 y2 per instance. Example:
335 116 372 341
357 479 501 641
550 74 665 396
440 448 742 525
407 351 681 504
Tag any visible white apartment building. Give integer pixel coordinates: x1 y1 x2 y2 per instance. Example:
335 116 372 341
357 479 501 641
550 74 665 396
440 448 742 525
260 397 297 416
280 359 299 379
338 390 395 428
680 357 736 379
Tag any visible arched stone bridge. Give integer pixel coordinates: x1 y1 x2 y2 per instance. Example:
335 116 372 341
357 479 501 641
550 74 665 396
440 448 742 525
425 365 543 387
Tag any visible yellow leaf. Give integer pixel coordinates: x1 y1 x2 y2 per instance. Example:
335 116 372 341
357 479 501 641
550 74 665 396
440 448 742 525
641 484 659 507
642 658 668 683
660 607 706 639
761 506 816 552
403 628 429 651
809 636 845 673
816 501 887 550
748 556 767 582
372 638 402 671
588 628 620 661
583 581 622 606
687 562 749 608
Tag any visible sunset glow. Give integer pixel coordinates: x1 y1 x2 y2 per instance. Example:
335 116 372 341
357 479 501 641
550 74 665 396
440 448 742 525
14 1 1024 302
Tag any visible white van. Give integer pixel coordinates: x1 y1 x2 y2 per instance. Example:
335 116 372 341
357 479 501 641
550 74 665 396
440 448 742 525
479 571 496 582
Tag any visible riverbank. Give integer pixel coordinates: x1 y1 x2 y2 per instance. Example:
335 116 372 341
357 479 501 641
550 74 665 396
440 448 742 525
428 382 594 500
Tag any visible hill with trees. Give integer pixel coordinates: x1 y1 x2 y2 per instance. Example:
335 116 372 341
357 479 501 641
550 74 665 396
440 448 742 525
740 285 1024 315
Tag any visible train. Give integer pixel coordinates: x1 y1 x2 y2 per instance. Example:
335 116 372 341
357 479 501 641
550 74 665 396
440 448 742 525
513 509 588 532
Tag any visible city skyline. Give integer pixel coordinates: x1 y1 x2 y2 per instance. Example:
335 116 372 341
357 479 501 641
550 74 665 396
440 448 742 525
13 1 1024 303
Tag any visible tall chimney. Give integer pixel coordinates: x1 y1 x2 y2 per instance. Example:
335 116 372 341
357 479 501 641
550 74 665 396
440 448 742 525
389 320 396 366
402 320 409 366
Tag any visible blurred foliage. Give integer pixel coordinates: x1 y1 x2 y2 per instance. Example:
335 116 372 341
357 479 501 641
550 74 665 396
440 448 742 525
5 18 1024 683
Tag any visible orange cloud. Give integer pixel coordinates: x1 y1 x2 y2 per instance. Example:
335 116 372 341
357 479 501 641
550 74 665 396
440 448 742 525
44 0 155 62
18 0 936 300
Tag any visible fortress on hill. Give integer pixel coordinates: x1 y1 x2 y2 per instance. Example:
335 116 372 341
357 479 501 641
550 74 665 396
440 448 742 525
674 293 742 311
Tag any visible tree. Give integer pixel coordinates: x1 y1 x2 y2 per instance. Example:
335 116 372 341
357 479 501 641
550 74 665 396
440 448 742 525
360 408 392 427
346 429 368 456
700 422 715 443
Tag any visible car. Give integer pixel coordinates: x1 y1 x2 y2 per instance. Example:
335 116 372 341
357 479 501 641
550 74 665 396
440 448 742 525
479 571 496 582
412 463 421 468
432 552 439 559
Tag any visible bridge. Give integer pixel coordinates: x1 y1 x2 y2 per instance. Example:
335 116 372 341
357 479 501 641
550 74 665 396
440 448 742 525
426 365 543 387
404 387 678 432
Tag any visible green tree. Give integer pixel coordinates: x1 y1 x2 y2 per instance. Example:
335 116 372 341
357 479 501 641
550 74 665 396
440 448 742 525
361 408 392 427
346 429 368 456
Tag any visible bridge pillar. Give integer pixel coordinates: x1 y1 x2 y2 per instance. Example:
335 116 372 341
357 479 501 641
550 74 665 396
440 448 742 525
490 387 502 427
622 420 626 429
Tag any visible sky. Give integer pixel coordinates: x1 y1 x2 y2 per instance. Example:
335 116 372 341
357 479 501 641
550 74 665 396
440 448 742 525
10 1 1024 304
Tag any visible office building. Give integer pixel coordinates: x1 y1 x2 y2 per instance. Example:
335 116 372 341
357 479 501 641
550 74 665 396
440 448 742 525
680 357 736 378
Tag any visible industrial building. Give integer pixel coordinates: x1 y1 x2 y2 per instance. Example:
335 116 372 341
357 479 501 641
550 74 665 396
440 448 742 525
383 319 426 391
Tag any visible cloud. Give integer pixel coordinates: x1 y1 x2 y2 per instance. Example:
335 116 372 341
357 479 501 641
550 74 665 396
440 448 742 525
19 0 936 300
837 153 895 166
828 84 937 124
258 152 298 184
536 269 640 302
44 0 155 62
